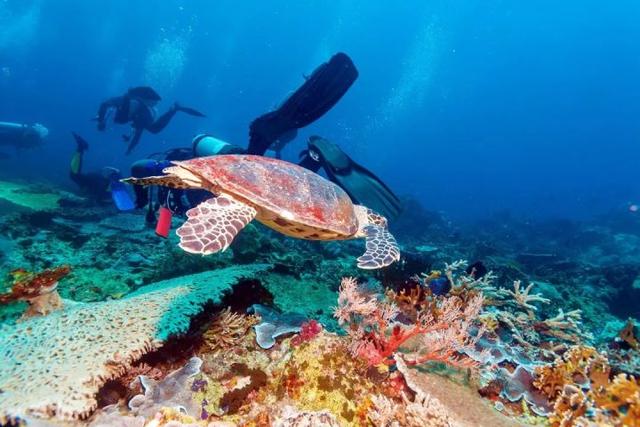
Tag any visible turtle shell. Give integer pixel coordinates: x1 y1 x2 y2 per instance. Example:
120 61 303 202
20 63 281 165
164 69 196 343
175 155 358 237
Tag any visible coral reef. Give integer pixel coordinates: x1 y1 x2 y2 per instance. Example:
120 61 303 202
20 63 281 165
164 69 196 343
0 264 269 423
0 264 70 318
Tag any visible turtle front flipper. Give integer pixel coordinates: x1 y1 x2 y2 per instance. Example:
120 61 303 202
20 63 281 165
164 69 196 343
357 225 400 269
177 194 257 255
122 166 203 189
121 175 189 189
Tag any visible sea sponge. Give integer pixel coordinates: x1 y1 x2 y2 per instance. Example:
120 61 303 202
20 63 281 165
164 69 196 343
0 264 270 423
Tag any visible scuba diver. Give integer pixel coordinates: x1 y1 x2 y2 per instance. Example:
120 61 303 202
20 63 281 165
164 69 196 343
248 52 358 156
0 121 49 156
95 86 206 155
70 132 134 210
299 136 402 220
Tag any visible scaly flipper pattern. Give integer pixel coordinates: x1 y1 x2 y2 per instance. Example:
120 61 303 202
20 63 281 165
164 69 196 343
177 194 257 255
357 225 400 269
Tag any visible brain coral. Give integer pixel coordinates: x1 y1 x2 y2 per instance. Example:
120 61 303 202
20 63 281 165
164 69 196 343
0 264 269 423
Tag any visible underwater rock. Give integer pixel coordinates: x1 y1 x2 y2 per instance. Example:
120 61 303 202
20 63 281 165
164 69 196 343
0 264 270 422
129 357 203 418
248 304 306 349
395 356 521 427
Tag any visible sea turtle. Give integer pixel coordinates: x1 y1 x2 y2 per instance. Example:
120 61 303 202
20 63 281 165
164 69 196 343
123 155 400 269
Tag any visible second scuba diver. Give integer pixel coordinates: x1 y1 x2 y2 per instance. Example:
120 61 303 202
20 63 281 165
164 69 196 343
0 121 49 157
95 86 205 155
70 132 134 210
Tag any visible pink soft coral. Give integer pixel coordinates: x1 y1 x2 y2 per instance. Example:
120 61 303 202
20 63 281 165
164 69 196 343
333 277 484 368
292 320 323 346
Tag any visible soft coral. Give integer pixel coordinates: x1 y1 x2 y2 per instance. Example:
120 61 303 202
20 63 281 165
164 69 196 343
333 277 484 369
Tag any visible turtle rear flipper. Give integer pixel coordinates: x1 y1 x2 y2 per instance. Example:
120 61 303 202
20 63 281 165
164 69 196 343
177 194 257 255
357 225 400 269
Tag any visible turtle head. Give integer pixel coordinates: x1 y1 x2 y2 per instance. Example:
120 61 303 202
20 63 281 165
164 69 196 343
353 205 388 236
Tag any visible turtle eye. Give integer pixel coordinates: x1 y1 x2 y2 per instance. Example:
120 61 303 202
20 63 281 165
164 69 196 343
309 149 320 162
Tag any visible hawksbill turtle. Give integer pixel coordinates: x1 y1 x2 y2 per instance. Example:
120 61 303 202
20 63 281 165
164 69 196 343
123 155 400 269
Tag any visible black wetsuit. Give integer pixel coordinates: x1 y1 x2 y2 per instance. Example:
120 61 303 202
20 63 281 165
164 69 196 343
97 96 181 154
69 153 111 202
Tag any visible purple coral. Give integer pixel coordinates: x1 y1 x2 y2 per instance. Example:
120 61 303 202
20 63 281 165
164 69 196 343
191 378 207 392
200 407 209 420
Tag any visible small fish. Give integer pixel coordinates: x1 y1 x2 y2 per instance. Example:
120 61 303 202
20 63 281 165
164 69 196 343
629 204 638 213
428 277 451 296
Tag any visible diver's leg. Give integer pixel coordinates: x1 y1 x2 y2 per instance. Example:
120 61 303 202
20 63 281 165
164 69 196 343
146 106 178 134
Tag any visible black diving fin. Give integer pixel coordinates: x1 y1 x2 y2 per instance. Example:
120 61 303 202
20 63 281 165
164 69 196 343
300 136 402 221
248 52 359 156
175 103 206 117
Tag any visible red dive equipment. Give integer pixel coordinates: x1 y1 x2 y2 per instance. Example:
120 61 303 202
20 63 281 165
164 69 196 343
155 206 173 238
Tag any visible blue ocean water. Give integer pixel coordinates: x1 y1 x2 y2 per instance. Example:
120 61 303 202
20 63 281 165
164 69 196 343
2 0 638 221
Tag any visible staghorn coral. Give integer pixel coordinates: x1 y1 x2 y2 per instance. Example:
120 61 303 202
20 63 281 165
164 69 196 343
491 281 590 347
334 276 484 369
0 264 270 423
0 265 70 318
506 280 551 319
203 308 258 353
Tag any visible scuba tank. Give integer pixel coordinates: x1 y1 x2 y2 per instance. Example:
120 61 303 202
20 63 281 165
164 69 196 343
192 134 246 157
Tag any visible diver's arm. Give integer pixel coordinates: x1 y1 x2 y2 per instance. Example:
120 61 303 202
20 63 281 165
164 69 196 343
96 97 121 130
125 127 144 155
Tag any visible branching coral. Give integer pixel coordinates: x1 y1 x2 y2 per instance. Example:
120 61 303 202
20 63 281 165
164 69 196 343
491 281 589 347
507 280 551 319
0 265 70 318
203 308 258 353
334 277 483 369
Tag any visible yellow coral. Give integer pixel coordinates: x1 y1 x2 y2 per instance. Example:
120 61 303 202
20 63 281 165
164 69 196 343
265 333 379 427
